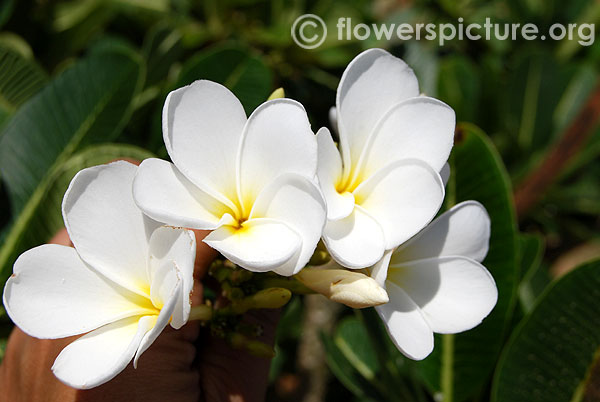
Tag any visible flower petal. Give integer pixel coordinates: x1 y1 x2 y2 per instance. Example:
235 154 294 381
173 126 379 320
440 163 450 187
147 226 196 329
250 173 326 275
393 201 491 263
337 48 419 178
133 158 234 230
354 159 444 250
204 218 301 272
3 244 157 339
135 263 182 367
63 162 160 295
163 80 247 204
369 249 393 287
237 99 316 213
376 282 433 360
322 206 386 269
387 256 497 334
316 127 355 221
358 97 455 178
52 315 154 389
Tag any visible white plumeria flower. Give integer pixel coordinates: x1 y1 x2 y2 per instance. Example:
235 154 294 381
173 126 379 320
318 48 455 268
370 201 498 360
2 161 196 389
133 80 326 276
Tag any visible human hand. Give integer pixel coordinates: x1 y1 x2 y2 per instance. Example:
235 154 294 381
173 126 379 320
0 228 278 402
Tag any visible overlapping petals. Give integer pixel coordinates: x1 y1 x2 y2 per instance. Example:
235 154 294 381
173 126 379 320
3 161 196 388
134 80 326 276
371 201 498 360
317 48 454 268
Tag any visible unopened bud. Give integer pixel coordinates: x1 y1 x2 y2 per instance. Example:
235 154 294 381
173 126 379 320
267 87 285 100
295 268 389 309
250 287 292 309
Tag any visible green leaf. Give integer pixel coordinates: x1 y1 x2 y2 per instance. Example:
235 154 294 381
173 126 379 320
0 337 6 364
0 144 153 293
142 22 184 87
0 50 142 213
492 259 600 402
0 50 144 287
518 233 549 313
0 44 47 113
437 56 481 123
334 316 380 382
416 124 519 401
321 331 382 401
0 0 15 29
177 43 272 114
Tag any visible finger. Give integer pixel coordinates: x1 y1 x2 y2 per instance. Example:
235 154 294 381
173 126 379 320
49 228 72 247
198 309 281 402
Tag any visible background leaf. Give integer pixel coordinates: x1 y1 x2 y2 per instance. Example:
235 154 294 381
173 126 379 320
0 45 47 129
492 259 600 402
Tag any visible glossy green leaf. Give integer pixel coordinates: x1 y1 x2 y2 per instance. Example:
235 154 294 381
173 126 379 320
0 50 142 213
416 124 519 402
518 233 549 313
492 259 600 402
0 50 144 287
334 316 380 382
437 56 481 123
0 45 47 113
0 144 153 293
321 331 382 401
177 43 272 114
142 22 184 87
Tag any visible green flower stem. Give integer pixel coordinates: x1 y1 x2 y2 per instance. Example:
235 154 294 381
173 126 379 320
188 304 213 321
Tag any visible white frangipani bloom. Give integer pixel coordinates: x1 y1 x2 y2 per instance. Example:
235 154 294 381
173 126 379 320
2 161 196 389
371 201 498 360
133 80 326 276
318 48 455 268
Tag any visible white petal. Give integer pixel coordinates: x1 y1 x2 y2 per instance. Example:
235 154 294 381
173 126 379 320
204 218 301 272
393 201 491 263
62 161 160 295
354 159 445 250
52 315 155 389
133 158 234 230
237 99 316 214
3 245 157 339
134 264 182 367
147 227 196 329
250 173 326 276
328 106 338 135
358 97 455 178
376 282 433 360
369 249 393 286
163 80 246 204
322 206 385 269
387 256 497 334
337 48 419 178
440 163 451 187
316 127 355 221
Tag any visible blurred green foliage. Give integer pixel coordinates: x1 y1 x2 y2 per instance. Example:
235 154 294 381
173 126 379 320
0 0 599 401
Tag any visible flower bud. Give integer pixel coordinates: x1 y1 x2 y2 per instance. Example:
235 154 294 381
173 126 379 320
295 268 389 309
267 87 285 100
250 287 292 309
